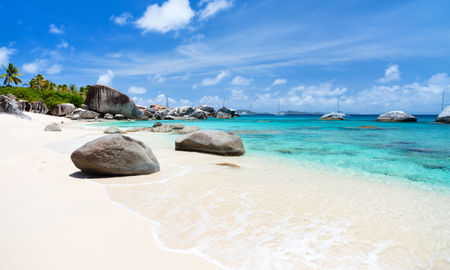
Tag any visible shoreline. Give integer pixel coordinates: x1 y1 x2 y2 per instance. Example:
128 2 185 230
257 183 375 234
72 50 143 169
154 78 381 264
1 112 450 269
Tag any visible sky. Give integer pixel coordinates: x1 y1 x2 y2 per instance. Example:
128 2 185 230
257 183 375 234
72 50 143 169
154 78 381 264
2 0 450 114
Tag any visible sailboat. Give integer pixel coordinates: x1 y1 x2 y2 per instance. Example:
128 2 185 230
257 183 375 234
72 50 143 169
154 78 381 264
275 98 286 115
333 95 346 117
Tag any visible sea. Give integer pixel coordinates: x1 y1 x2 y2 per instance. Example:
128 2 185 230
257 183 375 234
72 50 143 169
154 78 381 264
92 115 450 269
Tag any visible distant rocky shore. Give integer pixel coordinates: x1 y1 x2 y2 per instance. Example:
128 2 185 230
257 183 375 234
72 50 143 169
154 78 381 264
0 84 240 121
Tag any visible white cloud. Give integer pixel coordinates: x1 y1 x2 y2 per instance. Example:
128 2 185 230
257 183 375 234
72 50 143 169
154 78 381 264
23 59 46 74
150 74 166 83
56 40 69 49
47 64 62 75
128 86 147 94
49 24 64 34
107 52 123 58
199 95 220 106
132 96 153 106
110 12 133 25
135 0 195 33
97 70 114 85
198 0 233 21
0 47 15 66
195 70 229 88
231 75 252 86
378 64 401 83
273 78 287 86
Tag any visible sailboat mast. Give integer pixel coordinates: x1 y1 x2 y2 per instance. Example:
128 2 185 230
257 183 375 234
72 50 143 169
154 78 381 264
337 95 341 112
442 90 445 111
277 99 280 114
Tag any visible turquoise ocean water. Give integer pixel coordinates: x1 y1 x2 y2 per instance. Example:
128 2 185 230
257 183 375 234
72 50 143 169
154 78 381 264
95 115 450 190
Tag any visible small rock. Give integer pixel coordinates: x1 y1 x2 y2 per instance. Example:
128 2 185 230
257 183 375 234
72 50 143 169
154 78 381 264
171 124 185 130
104 126 122 134
216 162 240 168
320 112 345 120
114 114 126 120
376 111 417 122
103 113 114 120
152 124 173 132
80 110 101 119
152 122 163 128
44 122 61 132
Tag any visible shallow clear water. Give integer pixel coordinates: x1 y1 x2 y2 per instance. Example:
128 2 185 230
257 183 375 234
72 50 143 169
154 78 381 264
95 115 450 189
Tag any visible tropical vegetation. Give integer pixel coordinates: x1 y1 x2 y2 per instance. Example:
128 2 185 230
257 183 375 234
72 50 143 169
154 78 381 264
1 63 88 110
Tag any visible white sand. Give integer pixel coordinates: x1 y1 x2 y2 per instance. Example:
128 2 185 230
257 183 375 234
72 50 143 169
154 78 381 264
1 112 450 270
0 113 220 270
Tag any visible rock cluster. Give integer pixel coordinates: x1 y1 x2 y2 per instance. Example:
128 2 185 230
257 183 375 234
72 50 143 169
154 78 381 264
0 95 31 119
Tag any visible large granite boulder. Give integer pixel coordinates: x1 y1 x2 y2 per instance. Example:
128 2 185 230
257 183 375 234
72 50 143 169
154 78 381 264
436 106 450 123
175 130 245 156
320 112 345 120
216 111 232 119
50 103 76 116
31 101 49 114
114 114 126 120
376 111 417 122
70 135 160 176
155 109 169 120
189 109 208 119
84 84 140 119
44 122 62 132
0 95 31 119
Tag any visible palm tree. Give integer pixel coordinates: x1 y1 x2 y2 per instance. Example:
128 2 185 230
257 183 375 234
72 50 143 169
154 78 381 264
1 63 23 86
29 74 48 94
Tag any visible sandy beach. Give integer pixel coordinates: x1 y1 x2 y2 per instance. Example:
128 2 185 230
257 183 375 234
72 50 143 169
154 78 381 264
0 113 221 270
1 113 450 270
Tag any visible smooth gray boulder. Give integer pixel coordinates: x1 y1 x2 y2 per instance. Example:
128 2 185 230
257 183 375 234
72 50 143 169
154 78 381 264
104 126 122 134
31 101 49 114
175 130 245 156
80 110 101 119
320 112 345 120
50 103 76 116
70 135 160 176
376 111 417 122
152 124 173 132
175 126 200 134
44 122 61 132
436 106 450 123
0 95 31 119
84 85 140 119
216 111 232 119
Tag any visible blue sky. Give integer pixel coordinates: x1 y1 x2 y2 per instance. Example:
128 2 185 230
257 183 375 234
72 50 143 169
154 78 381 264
2 0 450 113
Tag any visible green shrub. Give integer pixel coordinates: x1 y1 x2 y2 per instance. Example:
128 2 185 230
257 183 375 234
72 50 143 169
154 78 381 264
0 86 85 110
